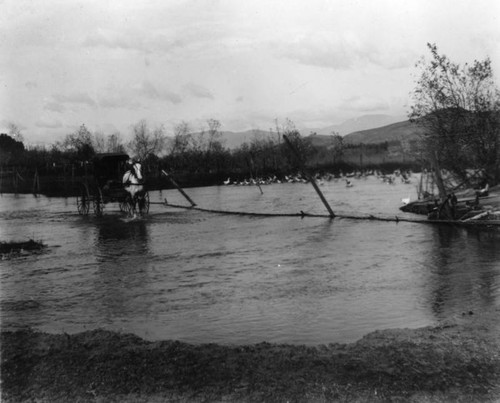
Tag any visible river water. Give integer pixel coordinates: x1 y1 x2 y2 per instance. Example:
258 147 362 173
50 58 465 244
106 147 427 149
1 175 499 345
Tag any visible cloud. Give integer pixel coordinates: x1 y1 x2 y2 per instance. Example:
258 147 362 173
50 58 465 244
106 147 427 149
274 32 417 71
367 48 418 70
82 31 147 52
183 82 214 99
43 101 65 113
95 123 120 134
338 96 389 113
52 92 96 107
274 32 371 70
82 30 186 55
138 80 182 104
98 93 141 109
97 82 182 110
286 107 339 123
35 117 63 129
25 81 37 89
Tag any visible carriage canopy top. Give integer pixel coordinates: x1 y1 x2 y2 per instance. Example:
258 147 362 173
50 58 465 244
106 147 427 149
92 153 130 183
93 152 130 163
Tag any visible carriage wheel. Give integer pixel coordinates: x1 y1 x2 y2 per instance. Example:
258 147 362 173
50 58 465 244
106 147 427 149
138 191 150 215
93 188 104 216
77 184 90 215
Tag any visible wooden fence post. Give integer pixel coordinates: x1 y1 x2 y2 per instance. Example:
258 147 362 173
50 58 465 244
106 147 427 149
161 170 197 207
32 169 40 196
282 135 335 218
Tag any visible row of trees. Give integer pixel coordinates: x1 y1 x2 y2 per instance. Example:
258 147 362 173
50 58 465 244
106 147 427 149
1 116 329 191
163 118 318 180
55 121 163 162
1 120 168 174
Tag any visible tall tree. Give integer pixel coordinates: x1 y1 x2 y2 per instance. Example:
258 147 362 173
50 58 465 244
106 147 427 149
169 121 192 156
0 133 24 165
276 118 314 171
329 132 344 165
106 132 126 153
128 119 166 161
409 43 500 185
93 131 106 153
206 118 223 153
59 124 95 161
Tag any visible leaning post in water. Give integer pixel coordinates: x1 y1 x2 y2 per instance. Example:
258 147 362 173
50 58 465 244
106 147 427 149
248 154 263 195
161 170 197 207
282 135 335 218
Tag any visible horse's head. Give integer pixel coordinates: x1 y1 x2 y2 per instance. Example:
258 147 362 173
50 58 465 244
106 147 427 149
123 160 143 185
132 162 143 181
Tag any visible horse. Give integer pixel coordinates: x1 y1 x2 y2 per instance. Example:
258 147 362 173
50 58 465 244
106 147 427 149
123 160 146 217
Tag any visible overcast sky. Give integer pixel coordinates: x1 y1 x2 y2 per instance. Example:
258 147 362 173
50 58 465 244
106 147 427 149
1 0 499 145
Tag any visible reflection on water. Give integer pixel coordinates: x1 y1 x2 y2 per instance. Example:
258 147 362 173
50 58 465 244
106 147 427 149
95 217 150 258
427 226 500 320
1 179 499 344
92 218 151 324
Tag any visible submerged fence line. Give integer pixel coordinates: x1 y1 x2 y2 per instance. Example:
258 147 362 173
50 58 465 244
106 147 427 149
155 169 500 228
160 201 500 227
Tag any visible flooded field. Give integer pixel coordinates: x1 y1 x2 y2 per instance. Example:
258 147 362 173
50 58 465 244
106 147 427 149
1 175 499 345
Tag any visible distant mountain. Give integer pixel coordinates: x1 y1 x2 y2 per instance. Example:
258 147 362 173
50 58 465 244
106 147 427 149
220 129 275 149
343 120 425 144
309 114 407 136
307 119 425 148
219 115 414 149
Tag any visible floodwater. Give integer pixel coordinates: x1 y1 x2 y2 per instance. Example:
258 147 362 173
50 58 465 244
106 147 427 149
1 175 499 345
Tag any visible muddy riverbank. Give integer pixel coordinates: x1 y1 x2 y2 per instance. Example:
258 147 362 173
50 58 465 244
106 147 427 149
2 307 499 402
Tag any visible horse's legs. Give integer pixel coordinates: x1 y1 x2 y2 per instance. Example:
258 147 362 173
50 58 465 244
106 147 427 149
137 193 145 215
131 195 138 218
125 192 136 217
124 187 144 218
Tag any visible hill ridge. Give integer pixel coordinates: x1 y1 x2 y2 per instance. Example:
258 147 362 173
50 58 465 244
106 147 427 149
213 115 421 149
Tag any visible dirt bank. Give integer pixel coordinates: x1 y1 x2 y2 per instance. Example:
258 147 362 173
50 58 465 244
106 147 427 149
2 308 499 402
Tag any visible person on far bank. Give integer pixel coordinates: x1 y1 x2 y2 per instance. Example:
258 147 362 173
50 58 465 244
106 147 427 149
476 182 489 198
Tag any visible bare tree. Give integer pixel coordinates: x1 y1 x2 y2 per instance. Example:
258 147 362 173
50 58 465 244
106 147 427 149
128 119 167 161
58 124 95 160
206 118 223 152
93 131 106 153
329 132 344 164
276 118 314 170
106 132 126 153
205 119 227 173
169 121 192 155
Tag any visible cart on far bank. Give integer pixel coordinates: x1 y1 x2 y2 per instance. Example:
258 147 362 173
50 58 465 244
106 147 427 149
76 153 150 216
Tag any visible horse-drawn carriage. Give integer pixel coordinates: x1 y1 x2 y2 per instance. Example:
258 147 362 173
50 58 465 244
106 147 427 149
76 153 150 216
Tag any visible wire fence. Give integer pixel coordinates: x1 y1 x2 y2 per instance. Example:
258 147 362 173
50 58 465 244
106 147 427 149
161 201 500 227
